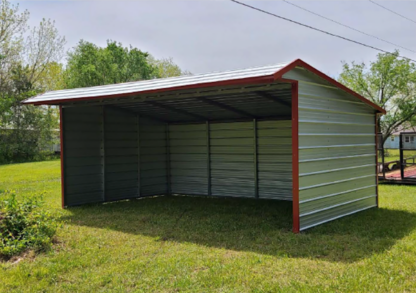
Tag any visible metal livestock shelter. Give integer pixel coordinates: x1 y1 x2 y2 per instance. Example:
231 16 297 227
23 59 385 233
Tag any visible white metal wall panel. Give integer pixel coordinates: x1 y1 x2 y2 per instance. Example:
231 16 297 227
210 122 255 198
257 120 292 200
169 124 208 195
139 118 168 196
284 67 377 231
104 107 139 201
63 106 104 206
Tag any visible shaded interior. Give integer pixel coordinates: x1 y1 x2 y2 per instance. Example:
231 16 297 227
61 81 294 207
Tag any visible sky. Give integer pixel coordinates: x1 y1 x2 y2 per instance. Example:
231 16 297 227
14 0 416 78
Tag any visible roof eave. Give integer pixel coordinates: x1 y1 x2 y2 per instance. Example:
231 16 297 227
22 75 278 106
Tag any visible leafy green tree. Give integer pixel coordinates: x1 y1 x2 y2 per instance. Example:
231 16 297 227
64 40 159 88
0 0 64 163
339 51 416 143
148 55 191 78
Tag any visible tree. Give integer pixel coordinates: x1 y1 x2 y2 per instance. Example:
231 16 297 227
0 0 65 163
64 40 159 88
338 51 416 143
148 55 191 78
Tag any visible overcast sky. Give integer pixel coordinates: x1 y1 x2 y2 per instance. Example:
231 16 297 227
15 0 416 78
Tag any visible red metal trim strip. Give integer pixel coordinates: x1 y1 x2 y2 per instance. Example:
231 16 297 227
292 81 300 233
59 105 65 209
375 114 379 207
280 79 300 234
274 59 386 114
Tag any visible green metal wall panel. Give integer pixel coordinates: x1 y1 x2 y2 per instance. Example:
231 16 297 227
284 67 377 231
139 118 168 196
63 106 104 206
104 107 139 201
257 120 292 200
169 124 208 195
210 122 255 198
167 120 293 199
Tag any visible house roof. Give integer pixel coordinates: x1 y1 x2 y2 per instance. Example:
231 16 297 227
391 124 416 136
22 59 386 114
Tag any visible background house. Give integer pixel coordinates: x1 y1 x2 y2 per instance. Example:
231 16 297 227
383 125 416 149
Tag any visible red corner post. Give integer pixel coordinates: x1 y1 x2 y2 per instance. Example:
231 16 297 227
291 81 300 233
59 105 65 209
277 78 299 233
375 114 379 207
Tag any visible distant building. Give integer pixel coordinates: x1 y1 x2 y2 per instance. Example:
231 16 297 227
383 124 416 149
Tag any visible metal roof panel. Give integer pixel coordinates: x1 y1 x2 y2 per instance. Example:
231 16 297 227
23 63 288 104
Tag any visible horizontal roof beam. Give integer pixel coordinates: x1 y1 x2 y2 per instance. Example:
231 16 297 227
254 91 291 109
196 97 255 118
144 100 207 121
106 105 167 123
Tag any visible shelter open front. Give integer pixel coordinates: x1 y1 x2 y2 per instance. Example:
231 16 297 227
26 60 384 232
61 81 294 206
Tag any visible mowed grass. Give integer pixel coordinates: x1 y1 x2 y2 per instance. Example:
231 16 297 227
381 149 416 163
1 161 416 292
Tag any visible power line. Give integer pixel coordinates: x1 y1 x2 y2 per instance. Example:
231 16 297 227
229 0 416 63
282 0 416 54
369 0 416 25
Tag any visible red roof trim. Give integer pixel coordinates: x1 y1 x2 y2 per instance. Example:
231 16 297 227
274 59 386 114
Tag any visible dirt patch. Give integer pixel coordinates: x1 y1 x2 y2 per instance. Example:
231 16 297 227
385 165 416 179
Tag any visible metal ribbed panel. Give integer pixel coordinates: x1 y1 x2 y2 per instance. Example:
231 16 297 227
169 124 208 195
140 118 168 196
63 106 104 206
104 107 139 201
257 120 292 200
210 122 255 198
24 63 288 104
284 67 377 231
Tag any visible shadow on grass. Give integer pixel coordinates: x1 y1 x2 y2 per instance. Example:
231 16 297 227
62 195 416 263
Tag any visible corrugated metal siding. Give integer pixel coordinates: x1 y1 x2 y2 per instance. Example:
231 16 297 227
62 105 293 206
104 107 139 201
166 119 293 199
169 124 208 195
139 118 168 196
257 120 292 200
210 122 255 198
63 106 104 206
284 67 377 231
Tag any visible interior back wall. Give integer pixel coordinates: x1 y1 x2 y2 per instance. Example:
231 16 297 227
62 105 293 206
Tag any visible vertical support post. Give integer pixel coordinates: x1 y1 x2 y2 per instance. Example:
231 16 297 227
59 105 65 209
253 119 259 198
206 121 211 196
291 81 300 233
101 105 106 202
137 115 141 197
375 115 379 207
381 133 386 180
166 124 171 195
400 133 404 180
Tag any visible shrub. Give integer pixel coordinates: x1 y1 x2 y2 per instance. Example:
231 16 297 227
0 192 59 258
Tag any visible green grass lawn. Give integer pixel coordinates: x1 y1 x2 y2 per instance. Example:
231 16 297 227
1 160 416 292
380 149 416 163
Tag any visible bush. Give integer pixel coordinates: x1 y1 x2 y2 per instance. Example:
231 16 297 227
0 192 59 258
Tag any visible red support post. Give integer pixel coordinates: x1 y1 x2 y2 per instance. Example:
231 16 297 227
59 105 65 209
375 114 379 207
290 81 300 233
